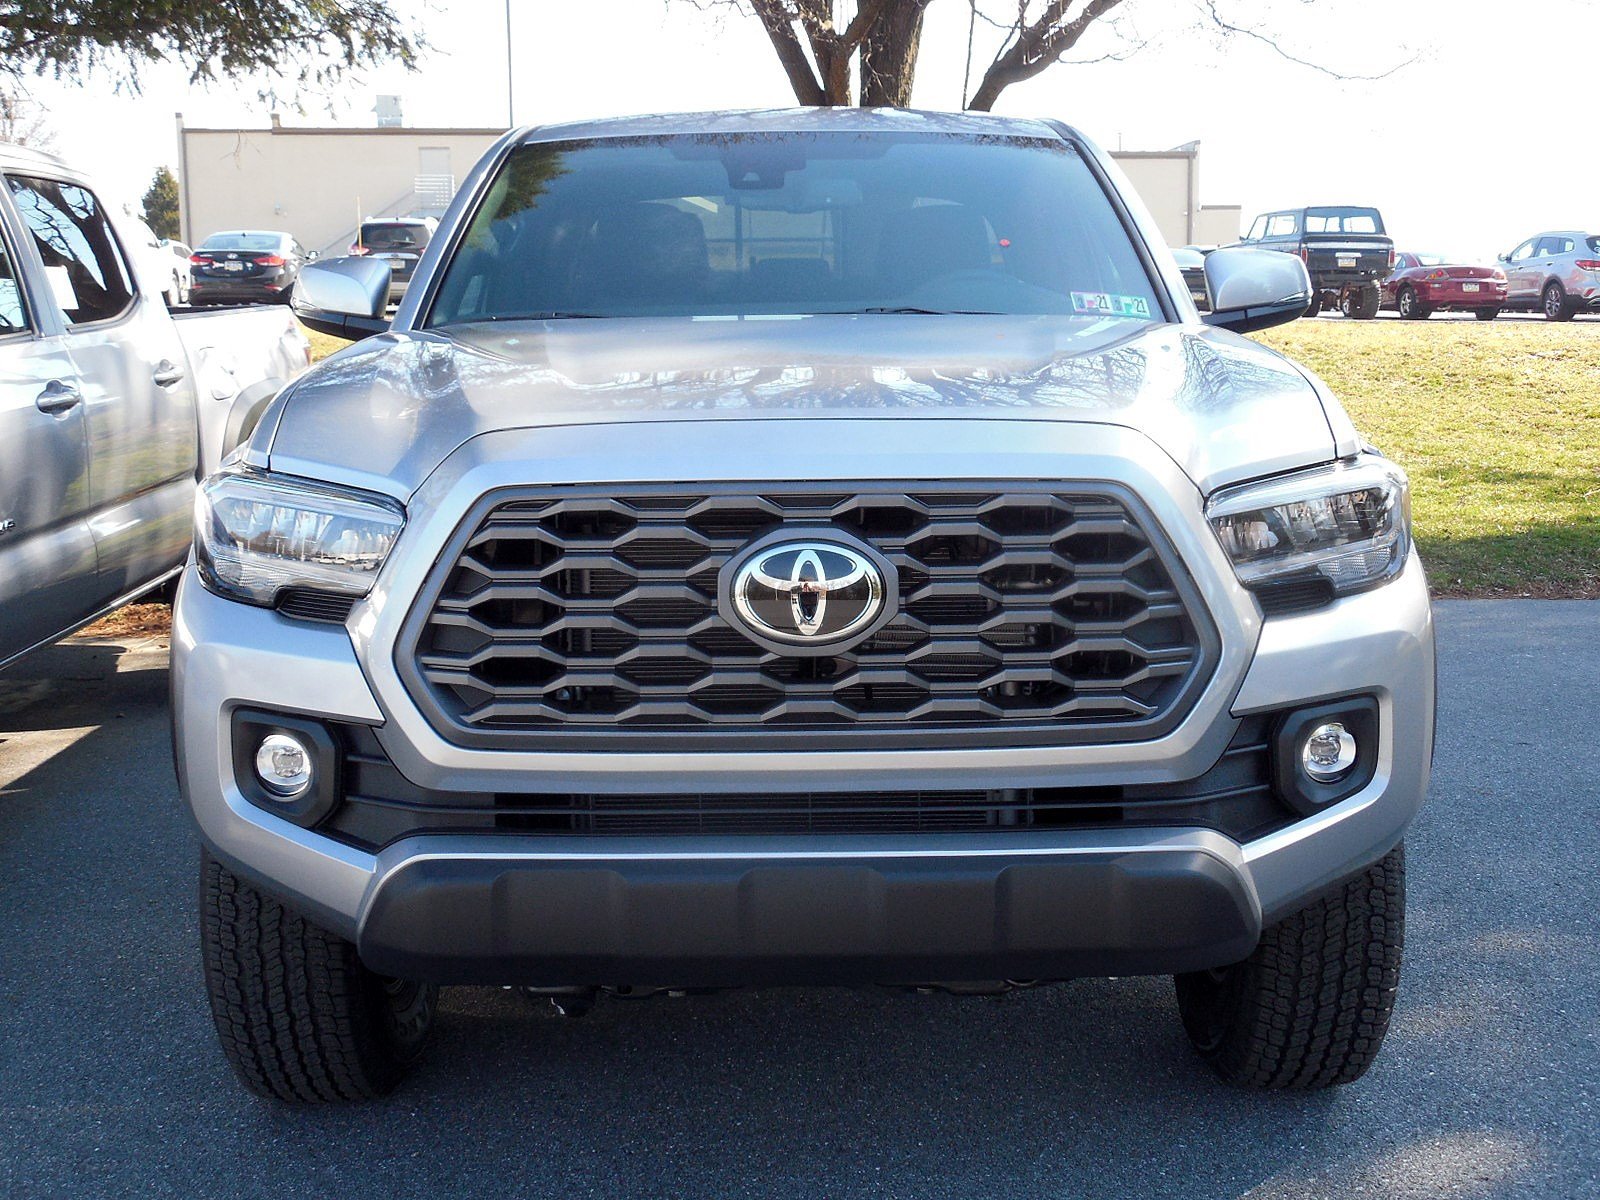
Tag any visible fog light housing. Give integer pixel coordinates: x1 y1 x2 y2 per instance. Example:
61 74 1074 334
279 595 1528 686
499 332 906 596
1301 722 1357 783
231 710 340 828
255 733 313 798
1271 698 1379 817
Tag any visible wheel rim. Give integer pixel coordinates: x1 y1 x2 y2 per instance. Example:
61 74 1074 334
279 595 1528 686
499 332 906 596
1546 287 1561 317
377 977 435 1054
1399 290 1412 316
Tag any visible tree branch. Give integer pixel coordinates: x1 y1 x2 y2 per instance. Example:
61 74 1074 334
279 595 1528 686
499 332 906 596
968 0 1129 111
748 0 829 105
1200 0 1416 81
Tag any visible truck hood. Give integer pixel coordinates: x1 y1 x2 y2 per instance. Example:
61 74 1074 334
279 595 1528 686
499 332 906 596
264 315 1345 500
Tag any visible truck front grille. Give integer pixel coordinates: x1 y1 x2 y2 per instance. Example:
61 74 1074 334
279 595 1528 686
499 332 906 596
400 483 1216 750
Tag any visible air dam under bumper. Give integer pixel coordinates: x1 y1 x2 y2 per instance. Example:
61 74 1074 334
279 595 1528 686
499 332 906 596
356 834 1260 986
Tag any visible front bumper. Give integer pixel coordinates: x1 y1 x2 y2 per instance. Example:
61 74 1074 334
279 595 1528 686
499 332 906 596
356 834 1259 985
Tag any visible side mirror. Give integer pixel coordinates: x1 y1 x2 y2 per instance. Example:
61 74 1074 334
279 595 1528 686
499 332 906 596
291 256 391 340
1199 247 1312 334
305 249 320 261
1497 252 1510 263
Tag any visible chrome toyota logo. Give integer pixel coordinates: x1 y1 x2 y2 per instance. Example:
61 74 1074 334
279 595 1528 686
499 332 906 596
721 536 895 653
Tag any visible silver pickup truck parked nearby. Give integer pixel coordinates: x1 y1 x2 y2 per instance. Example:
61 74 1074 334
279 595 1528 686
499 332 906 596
0 143 310 669
172 110 1434 1102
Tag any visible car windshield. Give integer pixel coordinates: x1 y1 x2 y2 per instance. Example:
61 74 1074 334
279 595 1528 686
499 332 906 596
361 223 428 250
1304 208 1384 235
202 233 283 252
426 132 1161 325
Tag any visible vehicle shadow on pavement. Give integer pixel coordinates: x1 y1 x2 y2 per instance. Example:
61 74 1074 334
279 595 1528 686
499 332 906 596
1 605 1593 1199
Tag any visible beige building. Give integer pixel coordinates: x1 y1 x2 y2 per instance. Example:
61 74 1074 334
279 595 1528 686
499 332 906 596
175 116 1239 256
175 115 504 255
1114 142 1242 247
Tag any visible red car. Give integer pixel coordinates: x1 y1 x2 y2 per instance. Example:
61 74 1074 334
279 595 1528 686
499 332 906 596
1382 252 1508 320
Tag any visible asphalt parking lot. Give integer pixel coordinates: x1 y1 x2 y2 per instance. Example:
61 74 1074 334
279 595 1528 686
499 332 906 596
2 601 1596 1199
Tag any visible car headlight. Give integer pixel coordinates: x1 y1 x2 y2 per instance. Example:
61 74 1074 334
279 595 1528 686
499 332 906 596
1206 457 1410 596
195 470 404 606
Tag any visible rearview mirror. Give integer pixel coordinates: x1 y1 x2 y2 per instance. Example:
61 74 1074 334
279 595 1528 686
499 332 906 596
1200 247 1312 334
291 256 391 341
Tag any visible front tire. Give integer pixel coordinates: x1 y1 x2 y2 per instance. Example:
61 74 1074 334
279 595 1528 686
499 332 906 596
1174 844 1405 1089
200 851 438 1102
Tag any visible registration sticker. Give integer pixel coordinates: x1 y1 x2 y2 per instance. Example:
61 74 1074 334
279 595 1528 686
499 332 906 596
1071 291 1152 319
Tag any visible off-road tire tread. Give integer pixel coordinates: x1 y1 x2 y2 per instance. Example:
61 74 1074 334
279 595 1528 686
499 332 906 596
200 852 419 1102
1177 845 1404 1089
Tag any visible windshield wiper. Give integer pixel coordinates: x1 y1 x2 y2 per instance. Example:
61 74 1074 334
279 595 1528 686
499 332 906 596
480 311 608 321
824 306 1005 316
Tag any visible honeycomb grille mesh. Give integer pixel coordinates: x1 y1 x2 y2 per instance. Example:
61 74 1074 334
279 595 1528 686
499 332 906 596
406 485 1211 741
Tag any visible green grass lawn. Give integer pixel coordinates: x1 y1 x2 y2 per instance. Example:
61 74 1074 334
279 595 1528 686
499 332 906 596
303 319 1600 597
1256 320 1600 597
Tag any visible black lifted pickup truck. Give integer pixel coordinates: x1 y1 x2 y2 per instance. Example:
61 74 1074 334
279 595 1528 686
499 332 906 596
1237 207 1394 320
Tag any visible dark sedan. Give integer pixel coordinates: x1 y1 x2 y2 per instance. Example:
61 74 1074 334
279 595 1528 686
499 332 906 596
189 231 309 306
1381 252 1507 320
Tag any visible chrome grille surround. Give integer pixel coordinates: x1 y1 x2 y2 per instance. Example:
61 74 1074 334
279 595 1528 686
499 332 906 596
397 482 1219 752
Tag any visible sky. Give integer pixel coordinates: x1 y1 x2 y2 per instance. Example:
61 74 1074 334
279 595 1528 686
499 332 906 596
15 0 1600 261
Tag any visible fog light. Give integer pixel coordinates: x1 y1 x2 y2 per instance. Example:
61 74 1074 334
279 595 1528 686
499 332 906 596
255 733 313 798
1301 722 1357 783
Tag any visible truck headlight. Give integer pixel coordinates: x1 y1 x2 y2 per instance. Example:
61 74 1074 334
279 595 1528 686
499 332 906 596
1206 457 1409 596
195 470 404 606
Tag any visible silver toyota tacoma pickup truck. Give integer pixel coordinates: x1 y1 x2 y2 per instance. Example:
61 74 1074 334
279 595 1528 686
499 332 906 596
0 142 309 669
172 110 1434 1102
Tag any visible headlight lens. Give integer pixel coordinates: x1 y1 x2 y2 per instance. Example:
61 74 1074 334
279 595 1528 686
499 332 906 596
1206 457 1409 595
195 470 404 606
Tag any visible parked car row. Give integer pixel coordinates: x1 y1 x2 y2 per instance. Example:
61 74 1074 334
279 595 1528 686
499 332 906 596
172 215 438 310
1214 205 1598 323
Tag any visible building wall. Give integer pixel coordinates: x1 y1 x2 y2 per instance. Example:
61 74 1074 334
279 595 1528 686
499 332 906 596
177 121 503 254
1196 205 1243 247
1112 153 1196 246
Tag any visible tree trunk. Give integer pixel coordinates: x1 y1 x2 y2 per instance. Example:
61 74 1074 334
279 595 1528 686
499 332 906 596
859 0 930 107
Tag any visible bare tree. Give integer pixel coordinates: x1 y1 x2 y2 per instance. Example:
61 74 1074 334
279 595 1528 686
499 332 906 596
0 85 55 149
701 1 1408 111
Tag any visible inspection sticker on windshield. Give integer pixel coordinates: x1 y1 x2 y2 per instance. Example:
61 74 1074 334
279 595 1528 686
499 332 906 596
1071 291 1151 319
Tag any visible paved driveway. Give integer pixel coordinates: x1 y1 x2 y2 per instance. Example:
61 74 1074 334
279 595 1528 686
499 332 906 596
1 602 1595 1199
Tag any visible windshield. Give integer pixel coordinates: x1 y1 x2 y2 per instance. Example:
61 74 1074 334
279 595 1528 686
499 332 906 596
361 222 429 250
1304 208 1385 235
202 233 283 252
426 132 1161 325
